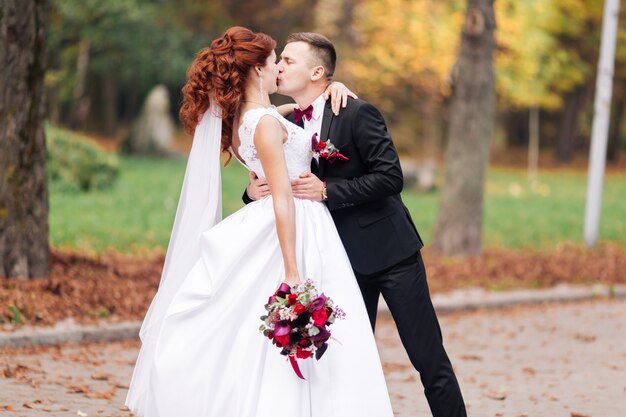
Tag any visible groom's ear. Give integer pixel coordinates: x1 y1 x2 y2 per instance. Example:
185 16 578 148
310 65 326 82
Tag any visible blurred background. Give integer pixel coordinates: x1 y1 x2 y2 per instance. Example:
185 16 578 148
2 4 625 414
2 0 625 324
42 0 625 252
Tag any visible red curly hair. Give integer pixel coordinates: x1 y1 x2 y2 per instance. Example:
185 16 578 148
179 27 277 155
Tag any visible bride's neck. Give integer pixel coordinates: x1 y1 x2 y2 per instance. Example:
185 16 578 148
242 85 271 108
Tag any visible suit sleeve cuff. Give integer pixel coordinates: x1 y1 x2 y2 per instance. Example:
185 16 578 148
325 177 355 211
242 188 254 205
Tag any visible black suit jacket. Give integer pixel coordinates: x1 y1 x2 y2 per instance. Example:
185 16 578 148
244 98 423 275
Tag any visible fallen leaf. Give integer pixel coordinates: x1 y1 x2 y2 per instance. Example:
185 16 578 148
460 354 482 361
574 333 596 342
2 364 31 379
86 388 116 400
67 385 88 394
91 372 111 381
485 388 507 400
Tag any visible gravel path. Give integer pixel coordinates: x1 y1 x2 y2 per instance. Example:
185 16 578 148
1 299 624 417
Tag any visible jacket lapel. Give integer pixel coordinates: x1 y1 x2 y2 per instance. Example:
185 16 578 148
319 101 334 179
286 112 303 128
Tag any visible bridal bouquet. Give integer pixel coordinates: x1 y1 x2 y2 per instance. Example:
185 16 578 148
259 279 345 379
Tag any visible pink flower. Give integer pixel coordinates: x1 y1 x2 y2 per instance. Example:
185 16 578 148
310 293 327 311
311 133 319 151
274 321 291 337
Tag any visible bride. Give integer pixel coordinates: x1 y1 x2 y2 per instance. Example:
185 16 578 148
125 26 394 417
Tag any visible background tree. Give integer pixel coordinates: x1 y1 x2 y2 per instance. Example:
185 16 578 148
344 0 465 156
432 0 496 255
47 0 204 136
607 3 626 163
0 0 50 278
45 0 317 137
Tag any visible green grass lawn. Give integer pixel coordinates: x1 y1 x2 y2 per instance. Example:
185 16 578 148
49 156 626 253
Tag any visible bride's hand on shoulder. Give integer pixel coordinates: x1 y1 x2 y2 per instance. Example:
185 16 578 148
324 82 358 115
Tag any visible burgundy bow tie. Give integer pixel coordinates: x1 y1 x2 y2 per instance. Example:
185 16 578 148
293 104 314 124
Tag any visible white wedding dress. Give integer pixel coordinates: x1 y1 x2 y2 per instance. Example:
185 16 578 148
126 107 394 417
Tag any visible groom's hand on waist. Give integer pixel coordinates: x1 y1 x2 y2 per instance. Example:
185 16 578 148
246 171 270 201
291 171 325 202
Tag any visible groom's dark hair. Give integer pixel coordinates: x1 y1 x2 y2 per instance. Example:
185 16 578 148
286 32 336 81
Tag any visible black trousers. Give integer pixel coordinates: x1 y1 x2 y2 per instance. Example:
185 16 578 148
354 251 467 417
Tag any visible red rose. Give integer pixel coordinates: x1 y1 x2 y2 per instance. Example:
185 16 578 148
267 331 274 340
294 304 306 315
288 293 298 305
275 334 290 345
317 141 326 151
296 349 313 359
312 309 329 326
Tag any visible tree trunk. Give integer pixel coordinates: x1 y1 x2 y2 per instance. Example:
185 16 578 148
102 71 118 138
124 78 140 123
528 107 540 186
422 87 442 157
504 110 528 147
432 0 496 256
70 39 90 130
556 86 585 162
607 78 624 163
0 0 49 278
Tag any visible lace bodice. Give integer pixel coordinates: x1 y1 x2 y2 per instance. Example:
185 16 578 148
238 107 313 180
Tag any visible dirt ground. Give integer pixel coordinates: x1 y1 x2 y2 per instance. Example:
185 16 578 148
1 244 625 329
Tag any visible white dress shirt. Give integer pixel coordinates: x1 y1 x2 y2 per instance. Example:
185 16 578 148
302 94 326 164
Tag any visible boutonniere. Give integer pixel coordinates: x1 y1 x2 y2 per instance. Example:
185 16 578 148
311 133 349 164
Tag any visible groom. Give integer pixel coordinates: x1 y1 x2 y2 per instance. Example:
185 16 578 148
244 33 466 417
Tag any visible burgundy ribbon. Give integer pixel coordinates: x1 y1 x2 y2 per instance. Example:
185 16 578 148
289 356 306 380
